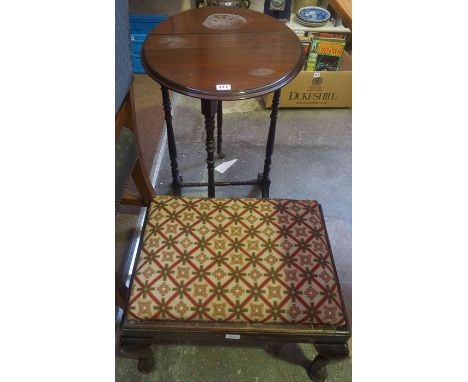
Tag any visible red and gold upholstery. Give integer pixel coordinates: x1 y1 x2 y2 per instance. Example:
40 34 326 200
127 195 346 326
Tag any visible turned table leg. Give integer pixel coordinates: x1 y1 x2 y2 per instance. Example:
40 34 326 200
201 99 218 198
216 101 225 159
161 86 182 196
307 342 349 381
260 88 281 199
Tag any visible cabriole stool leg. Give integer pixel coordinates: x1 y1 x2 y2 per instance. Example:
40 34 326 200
120 338 155 374
307 342 349 381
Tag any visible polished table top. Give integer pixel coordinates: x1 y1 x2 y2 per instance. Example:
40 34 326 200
142 6 305 101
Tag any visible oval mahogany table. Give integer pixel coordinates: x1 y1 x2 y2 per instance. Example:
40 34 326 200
142 6 305 198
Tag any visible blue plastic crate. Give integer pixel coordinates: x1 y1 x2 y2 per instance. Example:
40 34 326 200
129 14 169 74
129 14 168 34
130 33 146 73
131 55 145 74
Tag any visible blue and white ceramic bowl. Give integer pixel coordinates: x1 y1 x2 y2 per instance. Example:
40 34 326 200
296 17 328 27
297 6 331 24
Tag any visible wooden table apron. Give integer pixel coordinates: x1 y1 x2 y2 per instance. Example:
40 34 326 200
142 6 305 198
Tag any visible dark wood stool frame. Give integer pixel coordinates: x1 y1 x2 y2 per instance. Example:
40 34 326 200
117 200 351 380
161 86 281 199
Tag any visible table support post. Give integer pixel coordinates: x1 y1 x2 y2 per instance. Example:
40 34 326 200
161 86 182 196
260 88 281 199
201 99 218 198
216 101 225 159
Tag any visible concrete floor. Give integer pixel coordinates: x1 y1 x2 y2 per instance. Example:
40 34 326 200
116 90 351 381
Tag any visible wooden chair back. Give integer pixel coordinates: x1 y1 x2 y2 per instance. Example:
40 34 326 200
115 85 156 309
115 86 156 209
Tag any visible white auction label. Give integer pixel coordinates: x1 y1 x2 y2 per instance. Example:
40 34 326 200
216 84 231 90
225 334 240 339
313 72 321 78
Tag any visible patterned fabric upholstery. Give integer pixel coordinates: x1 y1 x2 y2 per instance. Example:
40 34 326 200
127 195 346 326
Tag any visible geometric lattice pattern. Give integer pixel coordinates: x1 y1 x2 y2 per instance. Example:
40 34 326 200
127 195 346 326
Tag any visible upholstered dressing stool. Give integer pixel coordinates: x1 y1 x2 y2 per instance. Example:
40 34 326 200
119 195 350 380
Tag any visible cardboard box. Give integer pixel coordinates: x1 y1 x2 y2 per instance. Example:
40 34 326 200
263 51 352 108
